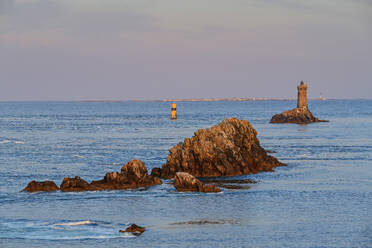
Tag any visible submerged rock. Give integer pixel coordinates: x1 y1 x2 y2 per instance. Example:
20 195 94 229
200 178 256 190
119 224 145 236
23 180 59 192
91 159 162 190
170 219 238 225
60 176 96 192
173 172 221 193
154 118 285 179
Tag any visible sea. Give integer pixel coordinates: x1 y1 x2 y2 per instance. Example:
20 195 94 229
0 100 371 248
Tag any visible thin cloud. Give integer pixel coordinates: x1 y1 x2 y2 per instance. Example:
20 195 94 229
0 0 14 14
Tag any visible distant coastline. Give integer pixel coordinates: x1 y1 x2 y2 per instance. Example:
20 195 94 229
80 97 336 103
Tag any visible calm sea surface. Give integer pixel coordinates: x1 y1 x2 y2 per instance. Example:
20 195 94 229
0 100 371 248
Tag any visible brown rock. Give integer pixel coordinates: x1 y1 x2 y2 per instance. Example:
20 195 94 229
151 167 162 178
23 180 59 192
60 176 97 192
174 172 221 193
156 118 285 179
24 160 161 193
119 224 145 236
270 107 328 124
90 160 162 190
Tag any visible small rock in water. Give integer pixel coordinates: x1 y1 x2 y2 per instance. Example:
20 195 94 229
119 224 146 236
23 180 59 192
270 107 328 124
60 176 97 192
174 172 221 193
91 159 162 190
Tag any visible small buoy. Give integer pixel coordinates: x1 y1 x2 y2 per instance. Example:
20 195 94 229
171 103 177 120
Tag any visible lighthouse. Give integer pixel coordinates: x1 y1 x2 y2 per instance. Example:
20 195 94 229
297 81 308 110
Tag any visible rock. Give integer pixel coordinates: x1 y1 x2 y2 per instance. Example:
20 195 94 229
60 176 97 192
25 160 161 193
174 172 221 193
265 150 276 153
90 160 162 190
119 224 145 236
23 180 59 192
270 107 328 124
155 118 285 179
199 178 256 190
170 219 238 225
151 167 162 178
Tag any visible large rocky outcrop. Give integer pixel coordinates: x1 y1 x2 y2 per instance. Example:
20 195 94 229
270 107 328 124
91 160 161 190
23 180 59 192
152 118 285 179
173 172 221 193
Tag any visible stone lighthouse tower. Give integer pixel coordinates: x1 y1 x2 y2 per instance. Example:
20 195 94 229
297 81 308 109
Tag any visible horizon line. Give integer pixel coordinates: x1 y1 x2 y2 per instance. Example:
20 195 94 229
0 97 371 103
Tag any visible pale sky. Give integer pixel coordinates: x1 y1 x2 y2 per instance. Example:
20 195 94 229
0 0 371 100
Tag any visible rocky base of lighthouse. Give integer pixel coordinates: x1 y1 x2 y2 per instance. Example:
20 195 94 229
270 107 328 124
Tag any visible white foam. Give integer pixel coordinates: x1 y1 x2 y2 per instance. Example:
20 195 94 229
0 140 12 144
53 220 95 226
72 154 85 158
27 235 132 240
14 141 25 144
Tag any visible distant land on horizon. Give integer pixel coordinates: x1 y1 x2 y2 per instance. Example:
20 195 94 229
2 97 370 103
80 97 342 103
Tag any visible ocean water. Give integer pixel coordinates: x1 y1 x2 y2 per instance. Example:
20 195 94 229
0 100 371 248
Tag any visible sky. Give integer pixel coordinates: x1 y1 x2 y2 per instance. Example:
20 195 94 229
0 0 371 101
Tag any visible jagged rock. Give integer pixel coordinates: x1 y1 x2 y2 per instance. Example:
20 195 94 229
23 180 59 192
91 160 162 190
174 172 221 193
60 176 97 192
154 118 285 179
119 224 145 236
270 107 328 124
